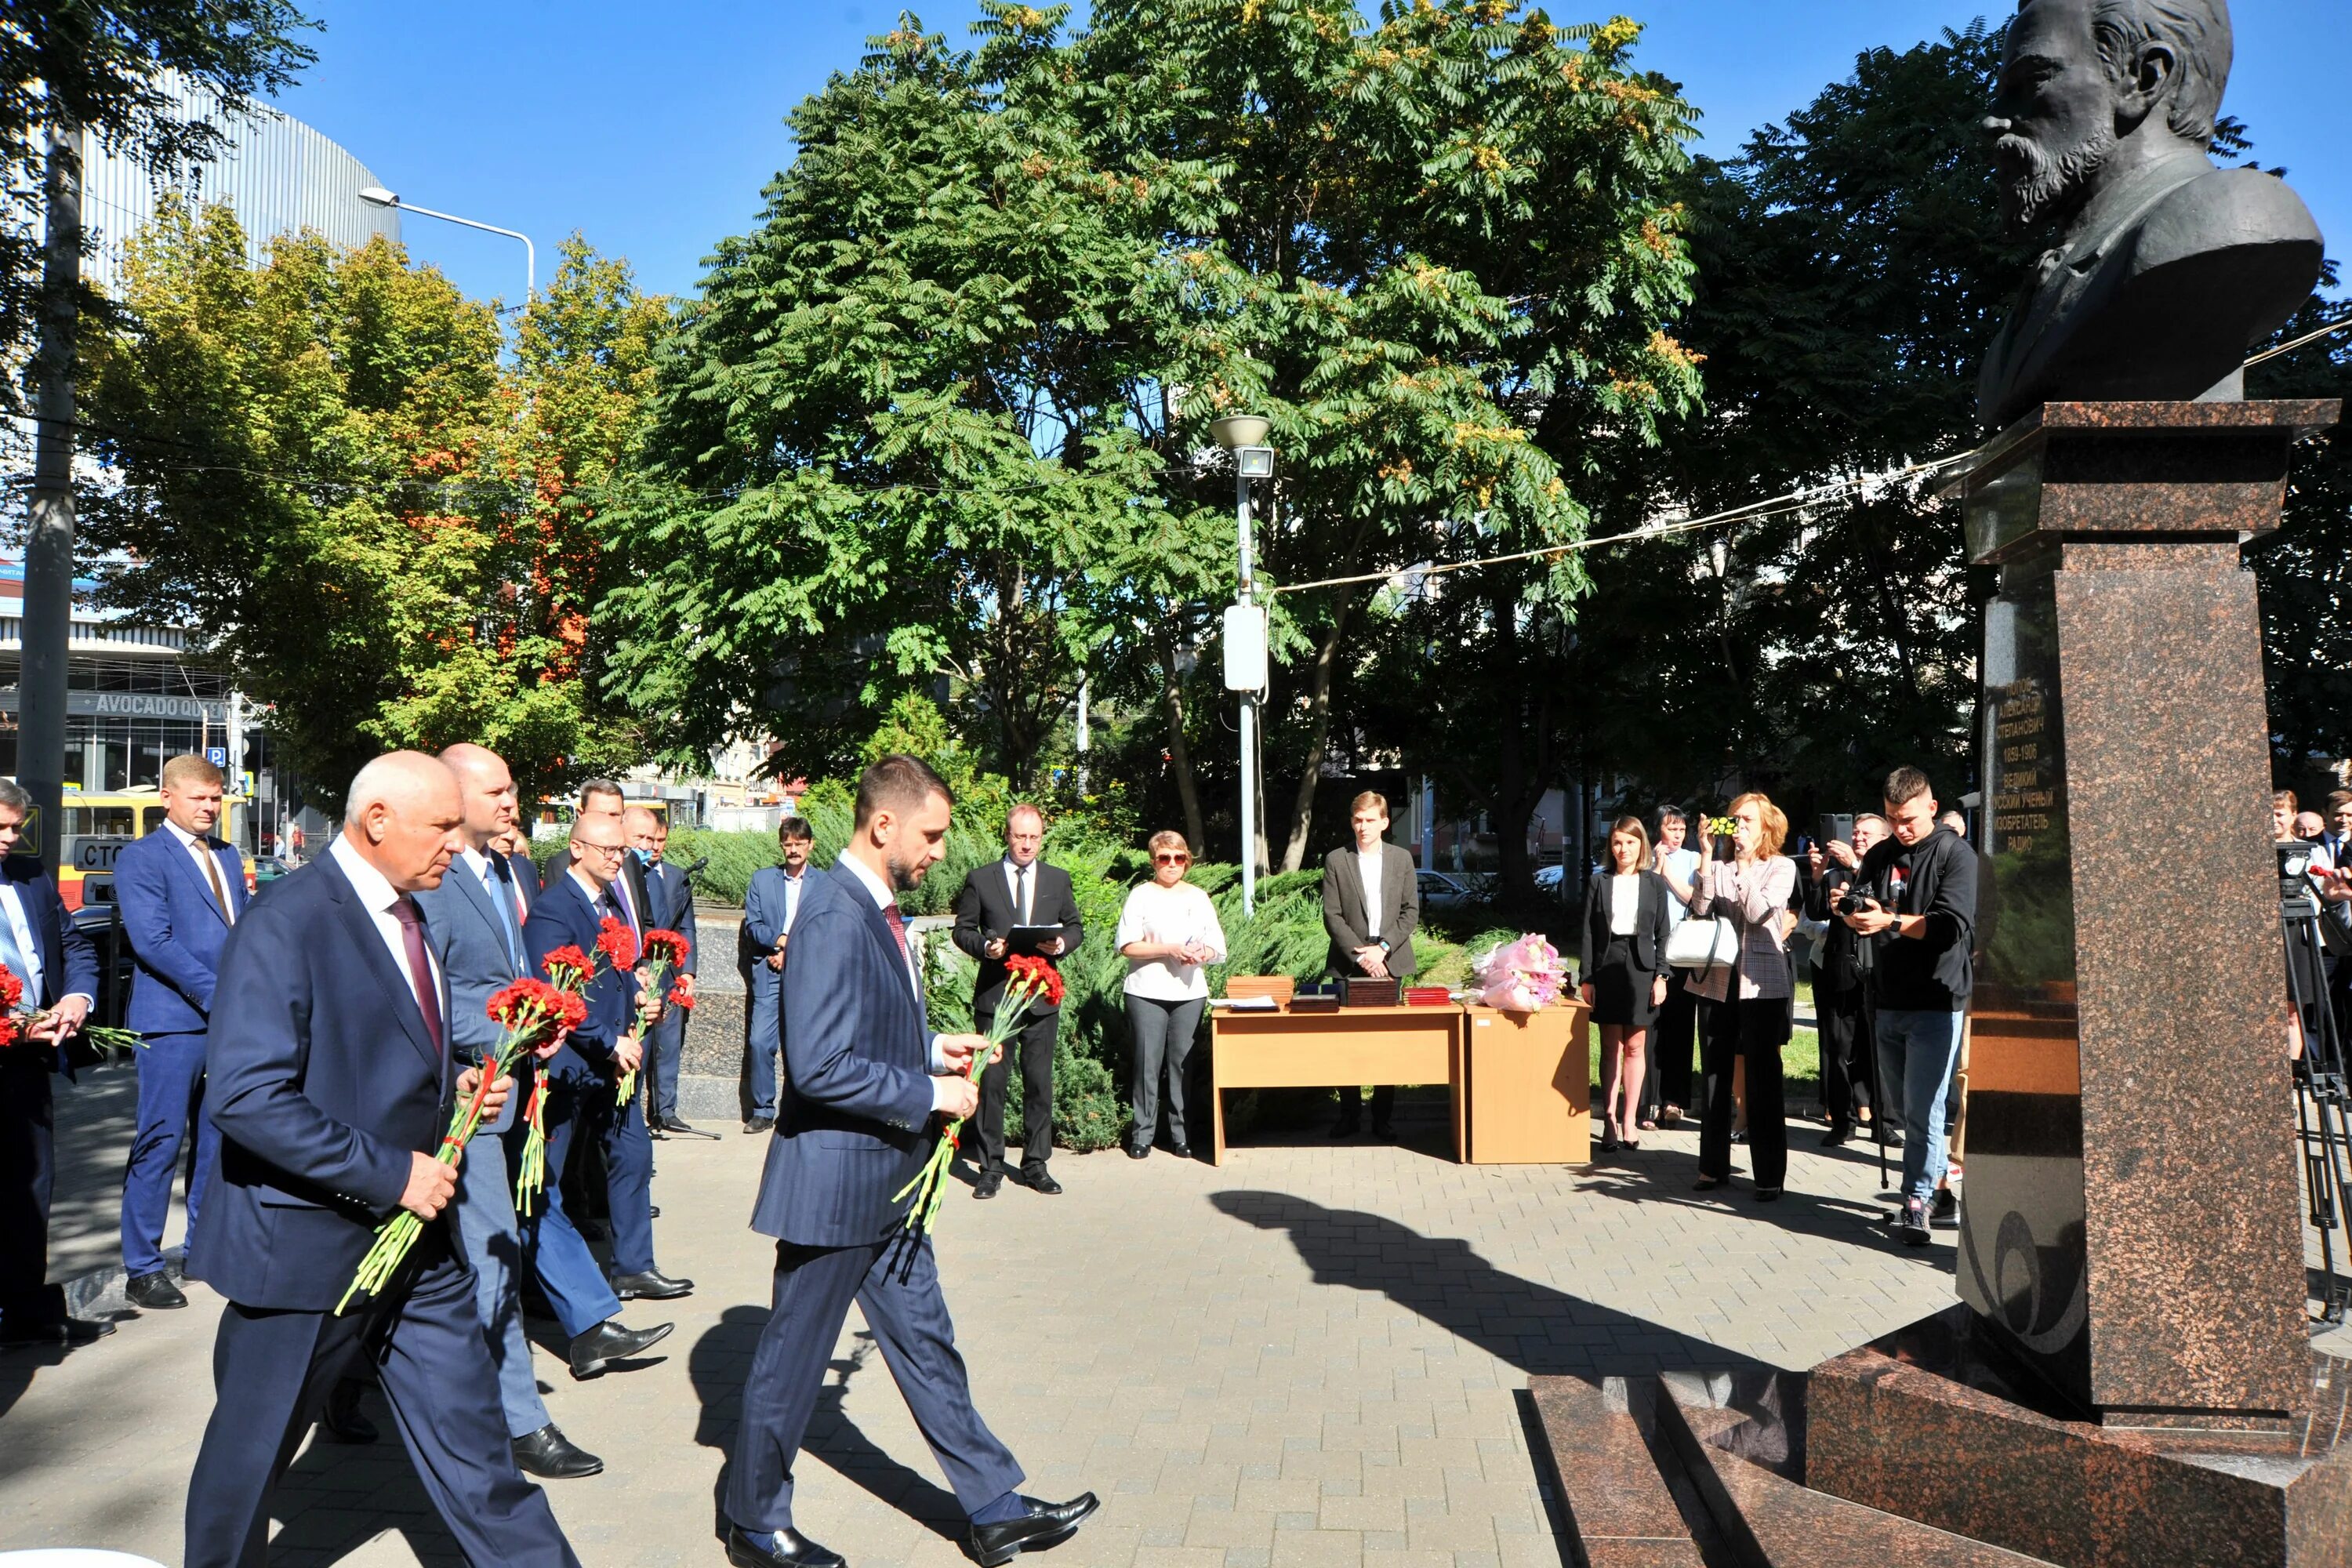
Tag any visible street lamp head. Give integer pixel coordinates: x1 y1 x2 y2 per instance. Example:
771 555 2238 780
1210 414 1270 452
358 185 399 209
1235 446 1275 479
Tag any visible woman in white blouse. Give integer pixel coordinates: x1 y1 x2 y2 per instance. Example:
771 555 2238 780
1116 830 1228 1160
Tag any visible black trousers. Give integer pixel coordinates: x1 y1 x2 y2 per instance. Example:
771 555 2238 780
1816 982 1877 1126
0 1053 64 1328
976 1007 1057 1172
1699 996 1788 1191
1645 981 1700 1112
1338 1084 1395 1127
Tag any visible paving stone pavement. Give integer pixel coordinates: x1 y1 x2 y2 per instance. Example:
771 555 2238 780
0 1103 2106 1567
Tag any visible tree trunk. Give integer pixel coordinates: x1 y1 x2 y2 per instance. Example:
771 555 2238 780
1156 627 1207 855
1277 588 1356 873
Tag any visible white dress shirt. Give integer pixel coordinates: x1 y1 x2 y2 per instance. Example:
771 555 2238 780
165 818 235 924
457 845 525 967
779 867 809 934
1116 880 1228 1001
1609 873 1640 936
330 836 444 1003
1355 848 1383 941
833 851 946 1070
1005 858 1034 925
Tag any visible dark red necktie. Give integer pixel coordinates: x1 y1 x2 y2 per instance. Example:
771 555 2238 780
883 898 911 964
390 895 445 1055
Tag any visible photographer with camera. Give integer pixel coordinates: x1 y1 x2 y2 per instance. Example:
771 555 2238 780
1806 814 1889 1148
1842 767 1976 1247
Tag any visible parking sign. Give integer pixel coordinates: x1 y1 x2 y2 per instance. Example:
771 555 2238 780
205 746 228 767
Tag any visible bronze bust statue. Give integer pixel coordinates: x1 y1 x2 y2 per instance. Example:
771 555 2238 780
1977 0 2324 429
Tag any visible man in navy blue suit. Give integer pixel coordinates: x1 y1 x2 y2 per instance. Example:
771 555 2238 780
521 804 693 1367
419 744 645 1475
725 755 1097 1568
0 779 106 1346
742 815 818 1135
183 751 578 1568
627 805 706 1138
112 753 248 1311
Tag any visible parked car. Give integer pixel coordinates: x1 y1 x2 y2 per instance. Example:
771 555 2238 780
1417 869 1475 910
252 855 295 885
1534 865 1566 895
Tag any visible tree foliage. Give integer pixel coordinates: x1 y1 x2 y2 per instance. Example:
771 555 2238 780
1 0 315 418
604 0 1700 870
80 209 662 803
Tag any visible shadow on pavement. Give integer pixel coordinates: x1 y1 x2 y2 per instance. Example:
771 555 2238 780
691 1305 964 1544
1573 1147 1936 1264
267 1388 466 1567
1209 1189 1764 1379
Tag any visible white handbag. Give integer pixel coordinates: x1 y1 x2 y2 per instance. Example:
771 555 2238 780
1665 913 1738 971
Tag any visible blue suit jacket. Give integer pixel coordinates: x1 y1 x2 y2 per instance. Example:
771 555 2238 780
524 869 633 1081
0 858 100 1075
189 851 455 1311
415 852 531 1133
114 826 249 1033
644 857 697 974
741 865 818 984
750 865 936 1247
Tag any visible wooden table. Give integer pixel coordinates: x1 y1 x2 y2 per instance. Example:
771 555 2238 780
1207 1004 1465 1165
1459 1004 1591 1164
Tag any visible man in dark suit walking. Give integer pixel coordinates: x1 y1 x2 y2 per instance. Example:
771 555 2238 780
523 806 693 1342
627 805 706 1138
1320 791 1419 1138
951 804 1083 1198
0 779 105 1346
112 753 248 1310
725 755 1097 1568
416 744 625 1477
183 751 578 1568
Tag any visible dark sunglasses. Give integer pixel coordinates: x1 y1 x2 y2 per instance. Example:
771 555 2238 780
1153 851 1191 866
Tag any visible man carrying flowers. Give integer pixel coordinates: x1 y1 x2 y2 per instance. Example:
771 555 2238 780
724 755 1098 1568
520 801 694 1329
183 752 578 1568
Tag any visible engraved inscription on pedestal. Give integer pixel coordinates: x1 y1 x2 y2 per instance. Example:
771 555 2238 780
1962 547 2092 1408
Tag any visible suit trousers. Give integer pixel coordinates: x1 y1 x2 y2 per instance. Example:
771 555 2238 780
648 999 687 1124
539 1070 657 1281
0 1052 65 1327
975 1007 1056 1172
184 1244 577 1568
1815 984 1877 1127
455 1117 551 1439
728 1232 1024 1534
120 1029 219 1278
1698 996 1789 1191
509 1077 623 1341
744 967 782 1120
1644 981 1699 1112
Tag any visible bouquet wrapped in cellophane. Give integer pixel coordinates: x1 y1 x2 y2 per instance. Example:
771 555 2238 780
893 955 1063 1239
338 976 583 1314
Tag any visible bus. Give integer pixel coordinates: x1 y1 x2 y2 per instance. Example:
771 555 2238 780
57 787 255 910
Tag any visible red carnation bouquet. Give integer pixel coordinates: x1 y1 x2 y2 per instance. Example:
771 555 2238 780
338 975 579 1313
893 954 1063 1238
515 940 608 1214
0 966 146 1053
615 926 688 1107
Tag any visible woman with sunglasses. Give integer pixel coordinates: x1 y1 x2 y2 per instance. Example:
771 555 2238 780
1115 832 1228 1160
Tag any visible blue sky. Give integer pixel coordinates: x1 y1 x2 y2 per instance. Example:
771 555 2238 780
277 2 2348 310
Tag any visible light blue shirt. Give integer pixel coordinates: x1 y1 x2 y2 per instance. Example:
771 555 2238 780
1659 847 1702 932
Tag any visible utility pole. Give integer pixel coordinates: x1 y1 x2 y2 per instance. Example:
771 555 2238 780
22 118 82 873
1212 416 1274 916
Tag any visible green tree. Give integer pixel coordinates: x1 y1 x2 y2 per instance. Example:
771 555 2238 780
606 1 1700 874
81 205 661 802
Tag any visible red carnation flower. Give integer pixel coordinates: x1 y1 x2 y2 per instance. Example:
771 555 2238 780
642 928 688 967
597 916 640 972
668 982 695 1011
554 989 589 1029
542 945 593 989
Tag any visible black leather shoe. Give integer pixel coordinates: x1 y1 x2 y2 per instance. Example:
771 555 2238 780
968 1494 1101 1567
745 1116 776 1134
568 1319 673 1379
1123 1143 1149 1160
612 1269 693 1301
726 1523 845 1568
1370 1121 1396 1140
0 1315 115 1346
1821 1124 1853 1148
319 1381 377 1443
1018 1167 1063 1196
1168 1143 1192 1160
126 1271 187 1309
1930 1187 1961 1229
512 1423 604 1478
1328 1116 1360 1139
975 1170 1004 1200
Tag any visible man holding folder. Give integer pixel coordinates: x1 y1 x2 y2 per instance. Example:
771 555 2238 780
950 805 1083 1198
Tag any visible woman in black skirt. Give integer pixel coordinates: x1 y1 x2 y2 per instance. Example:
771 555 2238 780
1580 815 1673 1152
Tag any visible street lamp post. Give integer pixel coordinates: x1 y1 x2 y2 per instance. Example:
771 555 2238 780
358 185 535 308
1213 416 1274 916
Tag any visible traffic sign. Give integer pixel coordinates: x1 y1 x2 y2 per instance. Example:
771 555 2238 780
205 746 228 767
